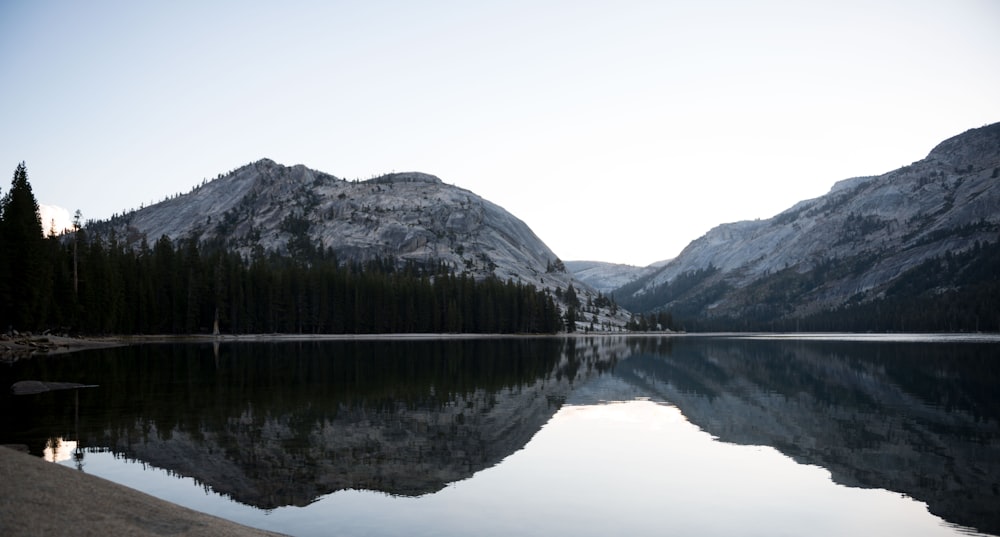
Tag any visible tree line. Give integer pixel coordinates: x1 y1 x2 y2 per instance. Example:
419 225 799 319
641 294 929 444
0 163 563 335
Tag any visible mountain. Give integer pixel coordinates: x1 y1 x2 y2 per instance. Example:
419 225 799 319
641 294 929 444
616 123 1000 330
565 260 661 294
87 159 628 328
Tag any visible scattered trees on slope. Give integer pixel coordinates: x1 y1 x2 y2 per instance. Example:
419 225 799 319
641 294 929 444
669 239 1000 333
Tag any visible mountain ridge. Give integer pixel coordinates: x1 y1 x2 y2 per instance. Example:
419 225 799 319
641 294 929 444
615 122 1000 329
96 159 565 286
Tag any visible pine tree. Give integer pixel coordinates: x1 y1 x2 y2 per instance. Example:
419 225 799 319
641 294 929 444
564 283 580 308
0 181 5 326
0 163 49 330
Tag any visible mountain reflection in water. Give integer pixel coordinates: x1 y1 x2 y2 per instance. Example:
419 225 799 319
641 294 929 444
1 335 997 535
2 338 621 508
616 336 1000 536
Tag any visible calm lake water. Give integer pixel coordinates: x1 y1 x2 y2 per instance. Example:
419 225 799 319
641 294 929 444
2 334 998 536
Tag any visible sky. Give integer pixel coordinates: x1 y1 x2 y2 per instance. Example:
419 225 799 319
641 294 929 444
2 1 999 266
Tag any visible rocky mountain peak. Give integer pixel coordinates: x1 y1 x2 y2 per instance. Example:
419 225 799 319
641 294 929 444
925 123 1000 167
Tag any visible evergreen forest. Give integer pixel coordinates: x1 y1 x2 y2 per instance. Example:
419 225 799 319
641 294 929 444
0 164 563 335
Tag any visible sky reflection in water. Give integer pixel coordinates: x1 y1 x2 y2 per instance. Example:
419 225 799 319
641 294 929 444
63 397 980 537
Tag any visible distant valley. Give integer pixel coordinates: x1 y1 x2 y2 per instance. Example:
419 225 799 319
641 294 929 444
563 260 664 294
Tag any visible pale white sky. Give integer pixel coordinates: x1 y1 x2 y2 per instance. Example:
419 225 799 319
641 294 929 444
3 1 999 266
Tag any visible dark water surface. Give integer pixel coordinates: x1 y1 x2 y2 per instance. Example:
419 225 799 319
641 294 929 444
1 335 998 536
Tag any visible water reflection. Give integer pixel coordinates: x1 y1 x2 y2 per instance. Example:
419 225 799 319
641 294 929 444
1 338 622 509
616 336 1000 536
1 335 998 535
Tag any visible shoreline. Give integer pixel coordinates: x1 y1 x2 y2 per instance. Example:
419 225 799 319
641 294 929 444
2 331 666 363
5 330 995 363
0 334 126 363
0 446 287 536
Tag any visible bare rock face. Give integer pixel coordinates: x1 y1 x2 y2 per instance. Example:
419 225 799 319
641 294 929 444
101 160 560 287
618 122 1000 319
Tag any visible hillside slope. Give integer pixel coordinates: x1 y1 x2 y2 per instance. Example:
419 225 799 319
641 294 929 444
617 123 1000 330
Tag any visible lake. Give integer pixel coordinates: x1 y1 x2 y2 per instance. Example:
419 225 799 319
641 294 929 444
1 334 998 536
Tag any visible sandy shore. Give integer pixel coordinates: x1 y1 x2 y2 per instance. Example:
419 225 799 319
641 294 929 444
0 446 287 537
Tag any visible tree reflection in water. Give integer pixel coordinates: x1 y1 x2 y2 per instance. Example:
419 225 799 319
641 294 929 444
1 335 997 535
